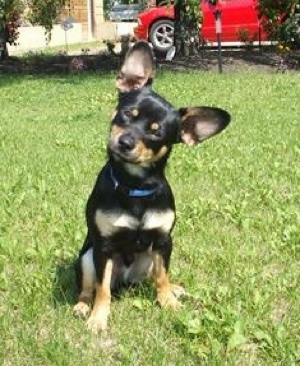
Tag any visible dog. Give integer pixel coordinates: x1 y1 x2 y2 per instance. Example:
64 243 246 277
73 41 231 332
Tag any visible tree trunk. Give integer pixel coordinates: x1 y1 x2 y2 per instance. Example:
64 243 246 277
174 0 202 57
0 26 9 60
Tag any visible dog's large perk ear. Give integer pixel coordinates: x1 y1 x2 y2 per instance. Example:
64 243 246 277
178 107 231 146
116 41 155 92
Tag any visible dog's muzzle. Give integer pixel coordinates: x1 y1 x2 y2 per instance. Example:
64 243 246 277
109 132 138 163
118 133 135 153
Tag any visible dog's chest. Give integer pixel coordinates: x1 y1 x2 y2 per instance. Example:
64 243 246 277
95 208 175 237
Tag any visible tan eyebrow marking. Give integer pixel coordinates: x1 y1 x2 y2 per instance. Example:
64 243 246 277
131 108 139 117
150 122 159 131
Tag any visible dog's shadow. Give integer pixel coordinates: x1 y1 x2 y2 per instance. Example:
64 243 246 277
52 259 155 308
52 259 77 307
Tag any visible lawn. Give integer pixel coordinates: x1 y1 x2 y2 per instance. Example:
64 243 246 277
0 68 299 365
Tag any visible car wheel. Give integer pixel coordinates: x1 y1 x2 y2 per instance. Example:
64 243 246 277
149 19 174 53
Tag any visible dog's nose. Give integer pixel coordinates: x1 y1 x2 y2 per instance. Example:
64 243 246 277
118 134 135 151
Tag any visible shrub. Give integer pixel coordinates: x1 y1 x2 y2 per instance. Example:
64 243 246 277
257 0 300 48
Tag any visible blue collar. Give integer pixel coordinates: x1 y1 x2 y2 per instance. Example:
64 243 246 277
109 167 158 198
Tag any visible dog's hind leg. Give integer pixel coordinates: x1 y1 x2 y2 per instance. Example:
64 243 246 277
73 247 96 318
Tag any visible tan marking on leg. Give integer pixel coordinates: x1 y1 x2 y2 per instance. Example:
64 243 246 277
170 284 186 298
151 251 181 310
73 249 95 318
73 301 91 318
73 287 94 317
73 288 94 317
87 259 113 332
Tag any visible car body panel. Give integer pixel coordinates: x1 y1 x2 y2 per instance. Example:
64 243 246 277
202 0 265 42
134 0 269 48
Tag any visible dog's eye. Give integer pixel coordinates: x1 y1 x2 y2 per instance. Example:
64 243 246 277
123 110 132 118
122 108 139 122
121 109 133 123
148 122 162 138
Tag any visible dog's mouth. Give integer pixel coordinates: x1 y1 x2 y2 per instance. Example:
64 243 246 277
109 144 152 166
109 135 169 166
110 147 139 164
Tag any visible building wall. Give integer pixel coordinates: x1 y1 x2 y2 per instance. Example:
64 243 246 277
7 0 135 53
7 24 83 53
62 0 88 23
7 21 135 54
62 0 105 40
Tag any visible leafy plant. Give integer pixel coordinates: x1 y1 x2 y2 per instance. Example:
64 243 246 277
257 0 300 48
26 0 67 40
0 0 24 59
0 0 67 59
237 28 259 47
104 35 134 56
276 42 299 72
174 0 203 57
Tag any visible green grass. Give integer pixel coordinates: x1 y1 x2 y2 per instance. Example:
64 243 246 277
11 40 105 56
1 68 299 365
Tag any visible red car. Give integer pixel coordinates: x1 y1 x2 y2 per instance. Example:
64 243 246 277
134 0 268 52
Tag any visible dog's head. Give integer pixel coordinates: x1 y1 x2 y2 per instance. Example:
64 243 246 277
109 42 231 173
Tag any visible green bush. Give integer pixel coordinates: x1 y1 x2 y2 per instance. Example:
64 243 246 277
257 0 300 47
0 0 23 59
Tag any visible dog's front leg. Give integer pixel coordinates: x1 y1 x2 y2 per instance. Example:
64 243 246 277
152 238 184 310
87 254 113 333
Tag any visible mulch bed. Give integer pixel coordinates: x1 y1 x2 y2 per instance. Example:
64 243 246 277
158 48 300 73
0 48 299 75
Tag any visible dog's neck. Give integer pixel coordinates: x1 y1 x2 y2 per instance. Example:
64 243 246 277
108 164 158 198
107 159 166 197
122 162 150 179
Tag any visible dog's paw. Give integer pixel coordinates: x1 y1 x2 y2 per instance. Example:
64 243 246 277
157 289 182 310
73 302 90 318
86 307 110 333
171 284 186 299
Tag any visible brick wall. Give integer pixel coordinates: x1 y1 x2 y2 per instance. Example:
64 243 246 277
62 0 88 23
61 0 105 40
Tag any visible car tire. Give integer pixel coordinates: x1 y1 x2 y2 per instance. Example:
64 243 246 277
149 19 174 53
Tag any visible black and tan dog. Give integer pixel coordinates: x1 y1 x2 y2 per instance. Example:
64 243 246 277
73 41 231 332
